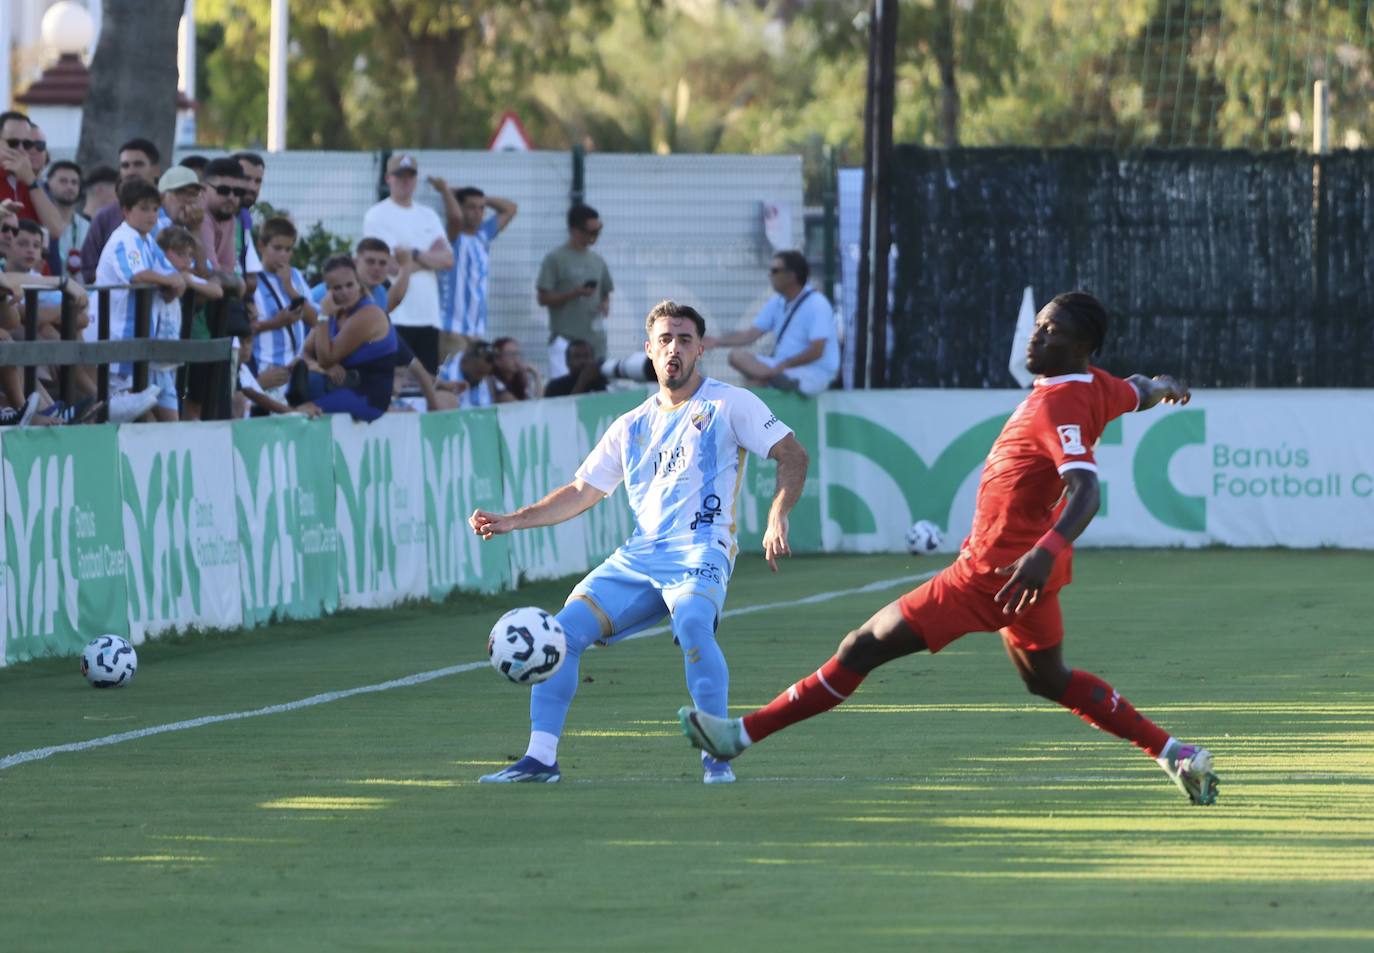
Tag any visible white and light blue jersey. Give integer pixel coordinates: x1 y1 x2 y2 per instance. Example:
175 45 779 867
93 221 173 377
437 353 496 408
438 216 499 337
253 267 310 368
576 377 792 560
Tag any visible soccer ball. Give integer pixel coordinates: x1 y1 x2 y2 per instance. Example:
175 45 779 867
81 635 138 688
905 519 943 555
488 608 567 685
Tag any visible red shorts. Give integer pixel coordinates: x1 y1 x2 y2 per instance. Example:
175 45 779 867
897 556 1064 654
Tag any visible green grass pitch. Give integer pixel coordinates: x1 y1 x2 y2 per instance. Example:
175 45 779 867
2 550 1373 952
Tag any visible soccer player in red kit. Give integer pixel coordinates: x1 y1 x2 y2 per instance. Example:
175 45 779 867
679 291 1219 805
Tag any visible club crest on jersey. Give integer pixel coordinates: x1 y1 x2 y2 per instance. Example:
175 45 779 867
1057 424 1086 455
690 409 712 432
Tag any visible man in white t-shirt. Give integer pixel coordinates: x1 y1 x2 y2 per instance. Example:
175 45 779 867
361 153 454 374
469 300 810 785
704 250 839 396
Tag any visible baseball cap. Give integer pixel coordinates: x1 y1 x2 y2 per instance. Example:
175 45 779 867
157 167 203 193
386 153 418 175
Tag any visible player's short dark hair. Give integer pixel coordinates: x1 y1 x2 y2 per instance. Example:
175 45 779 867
0 110 30 127
454 187 484 203
1048 291 1108 354
260 216 297 244
644 300 706 339
85 165 119 187
567 203 599 231
180 155 209 175
45 159 81 181
118 177 162 209
355 236 390 255
772 250 809 285
233 151 266 169
204 157 246 180
156 225 197 257
118 138 160 164
15 219 43 238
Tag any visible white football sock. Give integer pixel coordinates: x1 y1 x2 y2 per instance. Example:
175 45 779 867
524 730 559 765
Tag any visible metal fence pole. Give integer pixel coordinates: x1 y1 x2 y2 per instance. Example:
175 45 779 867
571 144 585 207
822 145 838 303
97 288 110 422
58 292 76 405
132 286 151 394
22 288 39 396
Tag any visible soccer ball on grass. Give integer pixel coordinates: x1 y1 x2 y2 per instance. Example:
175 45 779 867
905 519 943 555
81 635 138 688
488 608 566 685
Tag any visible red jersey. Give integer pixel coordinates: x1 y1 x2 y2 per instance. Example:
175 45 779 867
962 367 1140 576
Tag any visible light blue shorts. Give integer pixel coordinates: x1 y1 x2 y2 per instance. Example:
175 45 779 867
568 545 733 644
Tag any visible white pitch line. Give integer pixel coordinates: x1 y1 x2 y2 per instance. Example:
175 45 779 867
1 568 939 772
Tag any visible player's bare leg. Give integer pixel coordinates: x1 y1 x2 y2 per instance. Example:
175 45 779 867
1003 640 1219 805
680 600 926 760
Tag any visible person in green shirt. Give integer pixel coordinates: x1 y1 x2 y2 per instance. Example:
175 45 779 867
536 203 613 377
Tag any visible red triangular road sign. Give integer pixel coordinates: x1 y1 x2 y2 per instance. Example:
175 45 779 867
488 112 532 152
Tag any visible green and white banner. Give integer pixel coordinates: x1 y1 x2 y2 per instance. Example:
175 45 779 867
498 400 587 582
819 389 1374 551
420 408 510 598
332 414 428 608
120 422 243 641
233 416 340 625
2 426 130 662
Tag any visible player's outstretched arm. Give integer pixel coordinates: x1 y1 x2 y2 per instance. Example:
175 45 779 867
995 468 1100 615
469 479 606 540
1128 374 1191 411
762 434 809 572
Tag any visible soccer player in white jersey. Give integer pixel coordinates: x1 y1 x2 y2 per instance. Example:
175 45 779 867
470 300 810 784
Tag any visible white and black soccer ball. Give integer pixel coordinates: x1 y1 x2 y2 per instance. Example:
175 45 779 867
81 635 138 688
905 519 943 555
488 608 566 685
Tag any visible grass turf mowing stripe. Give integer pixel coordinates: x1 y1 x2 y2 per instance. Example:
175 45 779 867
1 567 941 771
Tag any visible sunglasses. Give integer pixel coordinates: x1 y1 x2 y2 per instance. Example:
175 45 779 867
0 225 18 236
769 266 786 274
580 225 603 236
4 138 41 151
212 185 249 198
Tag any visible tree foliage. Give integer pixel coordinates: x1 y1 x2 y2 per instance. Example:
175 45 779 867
192 0 1374 174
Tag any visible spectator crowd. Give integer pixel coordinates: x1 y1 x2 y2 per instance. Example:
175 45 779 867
0 115 839 427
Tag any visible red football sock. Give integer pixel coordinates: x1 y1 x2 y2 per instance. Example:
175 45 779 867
742 656 866 744
1057 669 1170 758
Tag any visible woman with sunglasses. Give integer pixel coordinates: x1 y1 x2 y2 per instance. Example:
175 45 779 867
296 256 397 422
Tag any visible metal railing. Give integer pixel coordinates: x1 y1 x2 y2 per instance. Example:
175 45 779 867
4 283 236 422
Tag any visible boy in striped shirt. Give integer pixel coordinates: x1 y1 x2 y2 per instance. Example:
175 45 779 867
251 216 316 399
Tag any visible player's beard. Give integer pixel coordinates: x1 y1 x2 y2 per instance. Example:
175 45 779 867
658 352 697 390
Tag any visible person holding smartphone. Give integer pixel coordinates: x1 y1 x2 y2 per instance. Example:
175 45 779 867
251 216 317 403
536 203 614 378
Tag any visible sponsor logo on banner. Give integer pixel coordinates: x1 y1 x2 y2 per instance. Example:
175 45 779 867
3 428 130 661
575 392 642 563
421 409 509 599
332 415 427 607
233 418 339 625
500 401 585 581
120 424 243 638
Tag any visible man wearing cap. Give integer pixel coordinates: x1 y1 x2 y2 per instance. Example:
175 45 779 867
361 153 453 374
155 166 219 271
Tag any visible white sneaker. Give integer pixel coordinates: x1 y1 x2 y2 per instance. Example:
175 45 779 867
108 386 161 424
17 391 41 427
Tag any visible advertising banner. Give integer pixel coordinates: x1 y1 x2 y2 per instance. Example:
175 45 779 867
2 426 130 663
421 408 510 598
332 414 429 608
818 389 1374 551
574 390 646 563
233 417 340 626
498 400 588 582
119 422 244 641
